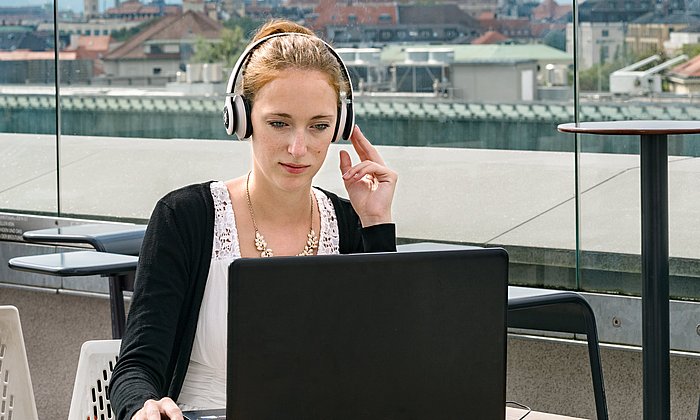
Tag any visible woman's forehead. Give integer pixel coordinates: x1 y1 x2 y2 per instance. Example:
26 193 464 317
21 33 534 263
254 69 337 111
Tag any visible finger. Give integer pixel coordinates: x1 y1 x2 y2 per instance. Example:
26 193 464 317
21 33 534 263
143 400 161 420
342 160 396 183
160 398 184 420
350 126 385 165
339 149 353 176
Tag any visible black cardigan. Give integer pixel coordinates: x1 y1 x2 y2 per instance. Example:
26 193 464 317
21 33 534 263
109 181 396 420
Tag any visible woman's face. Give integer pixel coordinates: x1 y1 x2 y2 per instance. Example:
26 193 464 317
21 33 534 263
250 68 338 193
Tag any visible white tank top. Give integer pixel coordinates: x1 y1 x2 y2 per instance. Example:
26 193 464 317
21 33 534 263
177 181 341 410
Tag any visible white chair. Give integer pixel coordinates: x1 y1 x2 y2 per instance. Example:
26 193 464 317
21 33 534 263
0 305 39 420
67 339 121 420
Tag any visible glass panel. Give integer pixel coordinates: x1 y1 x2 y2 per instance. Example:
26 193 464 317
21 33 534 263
0 2 59 216
46 1 575 290
575 0 700 298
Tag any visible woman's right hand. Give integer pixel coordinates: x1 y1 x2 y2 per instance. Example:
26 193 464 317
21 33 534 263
131 397 183 420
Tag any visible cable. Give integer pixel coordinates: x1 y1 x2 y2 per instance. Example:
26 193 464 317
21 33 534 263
506 400 532 420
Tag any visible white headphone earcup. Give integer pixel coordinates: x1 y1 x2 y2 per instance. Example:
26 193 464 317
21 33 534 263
233 95 251 140
334 102 347 142
223 97 235 136
342 101 355 140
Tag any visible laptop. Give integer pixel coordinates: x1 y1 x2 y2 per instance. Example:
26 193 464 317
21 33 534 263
184 247 508 420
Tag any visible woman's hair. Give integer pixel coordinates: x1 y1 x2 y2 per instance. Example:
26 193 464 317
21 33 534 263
241 19 349 105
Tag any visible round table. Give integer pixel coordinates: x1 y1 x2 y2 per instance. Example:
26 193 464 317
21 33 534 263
558 120 700 420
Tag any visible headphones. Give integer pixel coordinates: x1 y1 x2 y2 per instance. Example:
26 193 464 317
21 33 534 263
223 32 355 142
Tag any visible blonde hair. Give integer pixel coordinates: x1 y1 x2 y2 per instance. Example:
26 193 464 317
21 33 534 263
241 19 349 105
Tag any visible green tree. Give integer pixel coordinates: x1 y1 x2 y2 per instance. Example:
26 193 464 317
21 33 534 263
681 43 700 58
192 26 246 68
578 51 654 92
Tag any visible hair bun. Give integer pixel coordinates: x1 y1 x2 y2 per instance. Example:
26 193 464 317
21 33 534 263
253 19 315 42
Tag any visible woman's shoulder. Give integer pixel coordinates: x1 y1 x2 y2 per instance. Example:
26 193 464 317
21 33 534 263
157 181 217 214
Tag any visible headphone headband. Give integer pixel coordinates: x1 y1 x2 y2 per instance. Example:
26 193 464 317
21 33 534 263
223 32 355 142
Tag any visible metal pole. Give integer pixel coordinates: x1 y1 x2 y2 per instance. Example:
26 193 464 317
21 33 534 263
640 133 670 420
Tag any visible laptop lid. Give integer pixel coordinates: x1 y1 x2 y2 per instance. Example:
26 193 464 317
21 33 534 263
227 248 508 419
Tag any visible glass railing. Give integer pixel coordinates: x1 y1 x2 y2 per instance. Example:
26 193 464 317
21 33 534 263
2 0 699 299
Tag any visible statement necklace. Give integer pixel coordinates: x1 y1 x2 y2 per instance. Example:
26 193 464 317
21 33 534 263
245 172 319 257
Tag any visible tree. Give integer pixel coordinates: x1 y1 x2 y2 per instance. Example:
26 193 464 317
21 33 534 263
681 43 700 59
192 26 246 68
578 51 652 92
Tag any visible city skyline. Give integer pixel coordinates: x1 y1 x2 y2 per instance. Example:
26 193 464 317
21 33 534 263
0 0 572 15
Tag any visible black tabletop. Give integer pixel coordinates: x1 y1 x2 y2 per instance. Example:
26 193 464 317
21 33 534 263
8 250 138 276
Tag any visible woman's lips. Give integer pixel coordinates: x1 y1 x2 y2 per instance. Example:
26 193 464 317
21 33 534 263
280 163 310 174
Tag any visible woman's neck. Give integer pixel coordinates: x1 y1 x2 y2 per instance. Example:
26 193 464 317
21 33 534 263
246 172 313 225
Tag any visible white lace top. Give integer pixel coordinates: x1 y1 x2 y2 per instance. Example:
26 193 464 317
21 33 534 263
177 181 340 410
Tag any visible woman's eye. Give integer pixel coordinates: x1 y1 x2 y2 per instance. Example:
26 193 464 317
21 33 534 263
269 121 287 128
312 123 330 131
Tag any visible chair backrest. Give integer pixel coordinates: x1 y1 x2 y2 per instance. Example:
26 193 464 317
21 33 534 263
0 305 39 420
68 339 121 420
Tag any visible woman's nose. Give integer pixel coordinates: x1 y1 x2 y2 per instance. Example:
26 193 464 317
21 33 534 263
288 130 307 157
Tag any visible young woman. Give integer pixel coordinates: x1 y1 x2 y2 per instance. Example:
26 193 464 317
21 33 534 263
108 19 398 420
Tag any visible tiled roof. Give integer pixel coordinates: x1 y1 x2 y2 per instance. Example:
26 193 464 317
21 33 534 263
631 11 700 25
0 50 78 60
669 54 700 78
471 30 508 45
69 35 112 52
310 2 398 28
398 4 478 27
104 10 222 60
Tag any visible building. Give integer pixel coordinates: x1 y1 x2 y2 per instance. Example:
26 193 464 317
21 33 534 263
577 0 654 23
315 3 482 46
84 0 99 19
664 23 700 55
0 5 52 25
104 0 181 20
566 21 626 69
626 11 700 56
478 13 533 42
103 10 222 81
380 43 572 101
667 54 700 94
531 0 571 23
65 34 113 75
37 20 144 37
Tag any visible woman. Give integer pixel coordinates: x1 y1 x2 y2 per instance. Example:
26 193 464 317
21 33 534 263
108 19 397 420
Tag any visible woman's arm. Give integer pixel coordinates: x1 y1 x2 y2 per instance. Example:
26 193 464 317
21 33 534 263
109 197 193 420
110 183 214 420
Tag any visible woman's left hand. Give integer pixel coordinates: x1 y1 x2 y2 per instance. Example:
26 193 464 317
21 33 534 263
339 125 398 227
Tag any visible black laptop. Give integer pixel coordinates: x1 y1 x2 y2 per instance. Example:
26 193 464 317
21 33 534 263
184 248 508 420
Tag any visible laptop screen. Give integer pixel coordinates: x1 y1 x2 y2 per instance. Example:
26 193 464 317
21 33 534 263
224 248 508 419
